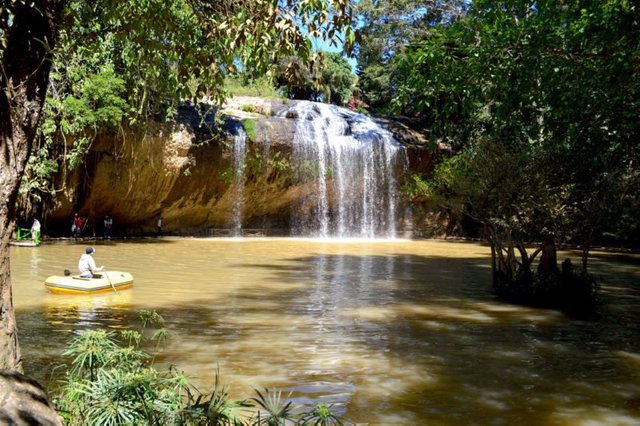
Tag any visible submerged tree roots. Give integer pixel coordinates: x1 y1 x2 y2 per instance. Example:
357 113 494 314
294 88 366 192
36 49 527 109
493 264 599 317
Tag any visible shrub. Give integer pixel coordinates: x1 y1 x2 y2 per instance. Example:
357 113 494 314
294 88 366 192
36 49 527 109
225 76 281 99
241 119 257 141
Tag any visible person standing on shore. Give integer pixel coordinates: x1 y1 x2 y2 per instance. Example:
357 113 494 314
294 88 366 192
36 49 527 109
71 213 78 237
156 216 163 236
103 215 113 239
30 218 41 245
72 213 85 238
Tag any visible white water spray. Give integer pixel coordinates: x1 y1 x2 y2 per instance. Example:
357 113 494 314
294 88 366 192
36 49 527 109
282 101 407 239
231 127 247 236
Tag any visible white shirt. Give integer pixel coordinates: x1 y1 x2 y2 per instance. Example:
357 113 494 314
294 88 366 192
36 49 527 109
31 219 41 232
78 253 98 274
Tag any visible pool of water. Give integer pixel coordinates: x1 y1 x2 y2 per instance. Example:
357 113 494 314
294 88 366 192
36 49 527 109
10 238 640 424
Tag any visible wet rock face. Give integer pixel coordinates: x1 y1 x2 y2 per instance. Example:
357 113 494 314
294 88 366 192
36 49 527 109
43 99 436 237
0 370 61 426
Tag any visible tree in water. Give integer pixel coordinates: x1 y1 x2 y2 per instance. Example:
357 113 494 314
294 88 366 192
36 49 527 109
392 0 639 312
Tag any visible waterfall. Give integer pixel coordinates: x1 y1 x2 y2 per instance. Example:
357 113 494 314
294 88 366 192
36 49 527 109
226 101 407 238
231 127 247 236
282 101 407 239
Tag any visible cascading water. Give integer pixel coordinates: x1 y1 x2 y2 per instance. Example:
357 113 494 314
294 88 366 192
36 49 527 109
227 101 407 238
282 101 407 239
231 127 247 236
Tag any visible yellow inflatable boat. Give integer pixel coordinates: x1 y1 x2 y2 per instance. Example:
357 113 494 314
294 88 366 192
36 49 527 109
44 271 134 295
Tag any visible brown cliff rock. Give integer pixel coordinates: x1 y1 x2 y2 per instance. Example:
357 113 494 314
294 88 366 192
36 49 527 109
42 99 437 236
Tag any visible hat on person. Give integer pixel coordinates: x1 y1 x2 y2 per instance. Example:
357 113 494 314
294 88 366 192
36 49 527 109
86 247 95 255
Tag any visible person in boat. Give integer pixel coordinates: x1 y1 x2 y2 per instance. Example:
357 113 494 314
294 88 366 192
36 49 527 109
78 247 104 278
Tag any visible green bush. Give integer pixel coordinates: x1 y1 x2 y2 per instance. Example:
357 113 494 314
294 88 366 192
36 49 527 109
242 119 257 141
225 76 281 99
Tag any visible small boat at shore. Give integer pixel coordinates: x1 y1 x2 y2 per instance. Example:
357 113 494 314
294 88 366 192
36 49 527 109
10 227 41 247
44 271 134 295
10 240 39 247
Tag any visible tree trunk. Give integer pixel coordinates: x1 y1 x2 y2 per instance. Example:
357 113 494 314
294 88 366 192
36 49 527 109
537 238 558 276
581 230 593 274
0 0 65 370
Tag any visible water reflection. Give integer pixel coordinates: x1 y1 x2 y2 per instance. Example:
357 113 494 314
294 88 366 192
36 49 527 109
43 292 133 330
9 239 640 424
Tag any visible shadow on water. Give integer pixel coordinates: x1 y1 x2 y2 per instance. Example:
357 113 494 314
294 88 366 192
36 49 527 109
226 253 640 424
17 250 640 425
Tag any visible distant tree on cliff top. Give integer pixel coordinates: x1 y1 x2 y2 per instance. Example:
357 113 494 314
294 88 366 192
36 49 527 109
319 52 357 105
354 0 467 113
0 0 353 371
277 51 356 105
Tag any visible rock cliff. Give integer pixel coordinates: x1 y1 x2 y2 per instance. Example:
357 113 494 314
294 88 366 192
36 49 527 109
39 97 437 237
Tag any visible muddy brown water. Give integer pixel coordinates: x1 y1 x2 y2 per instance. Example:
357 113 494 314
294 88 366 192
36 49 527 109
10 238 640 425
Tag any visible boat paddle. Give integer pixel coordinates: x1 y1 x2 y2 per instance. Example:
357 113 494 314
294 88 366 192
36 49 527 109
101 267 117 293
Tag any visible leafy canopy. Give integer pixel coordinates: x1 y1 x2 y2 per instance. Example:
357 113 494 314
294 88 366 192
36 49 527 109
354 0 467 112
393 0 640 249
20 0 354 201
